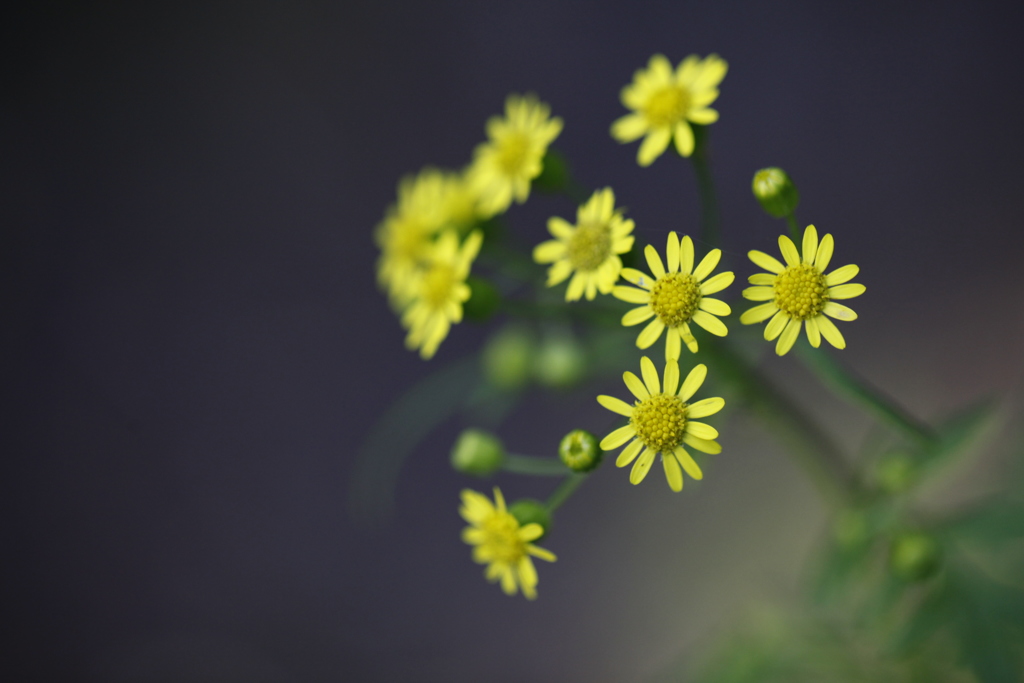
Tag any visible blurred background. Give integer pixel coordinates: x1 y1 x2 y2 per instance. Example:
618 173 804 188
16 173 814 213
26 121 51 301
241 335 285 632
4 1 1024 681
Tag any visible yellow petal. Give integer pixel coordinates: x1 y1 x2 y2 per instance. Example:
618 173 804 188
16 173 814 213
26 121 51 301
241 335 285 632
533 240 565 264
778 235 800 267
665 326 681 361
611 113 648 142
688 107 719 124
663 356 680 394
622 305 655 326
775 318 802 356
683 433 721 454
616 438 643 467
679 363 707 401
699 298 731 316
692 310 728 336
662 453 683 492
805 316 822 348
825 264 859 286
636 317 666 349
700 271 734 294
742 286 775 301
764 310 789 340
816 314 846 349
666 231 680 272
597 394 634 417
673 120 695 157
640 356 660 395
815 234 835 271
600 424 637 450
693 249 722 281
613 285 650 304
638 127 671 166
740 302 778 324
630 448 656 484
748 250 785 274
644 244 666 278
620 267 653 289
823 302 858 321
548 216 574 239
685 421 719 440
829 284 866 300
674 447 703 480
687 396 725 418
802 225 818 264
623 370 649 400
747 272 775 285
679 234 695 274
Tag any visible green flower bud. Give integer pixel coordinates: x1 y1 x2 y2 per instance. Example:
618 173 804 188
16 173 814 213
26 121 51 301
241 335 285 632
875 452 917 494
832 509 870 549
482 326 535 390
450 428 505 477
890 532 942 581
463 276 500 322
752 167 799 218
533 333 586 389
509 498 552 540
558 429 602 473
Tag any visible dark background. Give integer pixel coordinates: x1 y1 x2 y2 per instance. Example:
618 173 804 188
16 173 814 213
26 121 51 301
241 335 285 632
4 1 1023 681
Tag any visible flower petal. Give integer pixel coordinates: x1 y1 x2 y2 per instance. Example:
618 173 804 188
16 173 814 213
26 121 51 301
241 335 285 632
686 421 719 440
600 424 637 450
699 298 730 316
776 318 802 356
824 302 858 321
640 356 660 395
674 447 703 480
687 396 724 418
638 127 672 166
693 310 728 336
679 234 695 274
764 310 788 340
663 357 680 394
533 240 565 263
688 107 719 124
679 363 707 401
566 272 586 301
665 325 681 361
548 216 574 239
597 394 634 417
742 286 775 301
636 317 666 349
816 314 846 349
778 235 800 266
683 433 721 454
518 523 544 542
802 224 818 264
622 305 655 326
616 438 644 467
630 448 656 484
748 250 785 274
623 371 649 400
673 121 695 157
680 323 698 353
829 284 866 300
666 231 680 273
700 270 734 294
644 244 666 279
825 264 859 286
546 259 573 286
693 249 722 281
740 302 778 324
620 267 653 289
662 453 683 492
805 316 822 348
527 545 557 562
815 234 835 271
611 113 648 142
747 273 775 285
613 285 651 304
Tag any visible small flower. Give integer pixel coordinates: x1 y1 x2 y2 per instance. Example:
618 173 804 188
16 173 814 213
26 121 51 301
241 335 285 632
612 232 734 360
401 229 483 359
460 487 557 599
532 188 635 301
740 224 865 356
469 93 563 217
611 53 727 166
597 356 725 492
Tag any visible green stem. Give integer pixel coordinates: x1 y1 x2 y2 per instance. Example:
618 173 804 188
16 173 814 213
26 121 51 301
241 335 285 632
503 453 570 476
704 339 860 507
689 125 720 248
546 473 587 512
796 345 936 446
785 212 801 243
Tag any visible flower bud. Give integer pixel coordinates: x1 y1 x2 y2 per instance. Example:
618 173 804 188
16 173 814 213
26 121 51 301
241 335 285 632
534 333 586 389
832 508 870 549
875 452 917 494
509 499 552 539
450 428 505 477
482 326 535 390
889 532 942 581
752 167 799 218
558 429 602 473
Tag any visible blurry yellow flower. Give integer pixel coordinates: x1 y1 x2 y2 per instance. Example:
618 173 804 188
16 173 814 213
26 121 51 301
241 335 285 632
460 487 556 600
612 232 734 360
402 229 483 359
740 224 865 356
532 187 635 301
597 356 724 492
611 53 727 166
469 93 563 217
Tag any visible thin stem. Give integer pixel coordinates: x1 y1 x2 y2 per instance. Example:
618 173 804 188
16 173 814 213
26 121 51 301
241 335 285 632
796 345 937 447
785 212 801 242
689 125 720 248
704 339 860 507
546 473 587 513
503 453 570 477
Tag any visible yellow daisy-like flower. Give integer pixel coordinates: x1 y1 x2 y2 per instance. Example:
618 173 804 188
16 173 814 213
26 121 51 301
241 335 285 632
532 187 636 301
460 487 557 600
597 356 724 492
468 93 563 218
612 232 735 360
611 53 728 166
401 229 483 359
740 224 866 356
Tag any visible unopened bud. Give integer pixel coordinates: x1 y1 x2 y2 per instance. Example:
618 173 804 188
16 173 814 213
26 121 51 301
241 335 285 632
890 532 942 581
482 326 535 390
558 429 602 473
752 167 799 219
875 452 917 494
451 428 505 477
534 333 586 388
509 499 552 539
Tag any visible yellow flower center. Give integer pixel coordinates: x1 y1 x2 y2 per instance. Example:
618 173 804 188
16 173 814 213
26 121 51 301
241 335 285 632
630 393 687 452
479 512 527 564
649 272 701 326
644 85 690 128
421 263 458 308
773 264 829 320
498 132 530 174
566 222 612 271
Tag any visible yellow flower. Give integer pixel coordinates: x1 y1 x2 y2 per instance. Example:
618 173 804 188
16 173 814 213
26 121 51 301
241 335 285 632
612 232 734 360
376 167 476 307
532 187 636 301
597 356 724 492
401 229 483 359
460 487 557 600
740 224 866 356
611 53 727 166
469 93 563 217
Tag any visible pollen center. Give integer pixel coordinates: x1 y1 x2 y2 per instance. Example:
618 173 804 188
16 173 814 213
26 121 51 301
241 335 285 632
645 86 690 127
566 222 612 271
481 512 527 564
422 264 457 308
649 272 701 326
773 264 829 320
630 393 687 452
498 133 530 174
